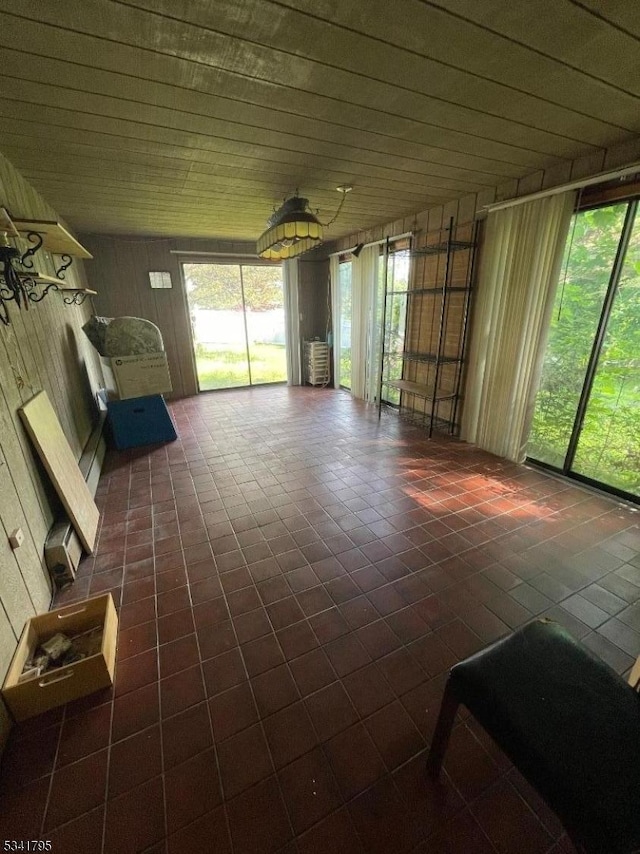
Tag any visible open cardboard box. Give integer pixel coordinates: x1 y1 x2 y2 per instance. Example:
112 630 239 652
110 352 172 400
2 593 118 721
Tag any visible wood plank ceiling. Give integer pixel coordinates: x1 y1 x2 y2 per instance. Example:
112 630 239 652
0 0 638 241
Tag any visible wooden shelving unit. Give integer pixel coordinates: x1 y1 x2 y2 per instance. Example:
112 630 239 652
21 274 98 305
18 271 66 286
379 217 478 437
1 207 19 238
1 211 96 313
11 219 93 259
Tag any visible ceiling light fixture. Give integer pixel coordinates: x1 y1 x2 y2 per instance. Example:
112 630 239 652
257 186 352 260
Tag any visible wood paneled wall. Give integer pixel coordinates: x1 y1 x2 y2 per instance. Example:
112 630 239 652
79 234 203 399
332 137 640 257
0 152 104 749
82 235 329 396
329 136 640 422
299 258 329 344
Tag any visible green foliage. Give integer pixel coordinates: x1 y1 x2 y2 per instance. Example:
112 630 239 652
195 343 287 390
184 263 283 311
339 262 352 388
528 203 640 494
339 347 351 389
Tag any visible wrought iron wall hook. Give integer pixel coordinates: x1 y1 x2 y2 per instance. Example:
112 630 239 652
28 282 59 303
0 295 9 326
55 254 73 280
63 291 88 306
0 244 31 324
19 231 44 269
20 275 38 297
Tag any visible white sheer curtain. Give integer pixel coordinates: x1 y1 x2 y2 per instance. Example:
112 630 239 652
282 258 301 386
351 245 379 401
365 243 385 404
329 254 341 388
462 191 575 461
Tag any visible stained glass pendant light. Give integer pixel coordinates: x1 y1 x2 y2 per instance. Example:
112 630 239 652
257 186 352 260
257 196 323 260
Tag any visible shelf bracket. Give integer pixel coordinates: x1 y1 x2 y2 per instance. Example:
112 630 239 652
27 282 59 304
19 231 44 269
63 291 90 306
55 254 74 280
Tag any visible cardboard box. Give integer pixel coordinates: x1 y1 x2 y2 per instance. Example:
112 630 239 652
111 351 172 400
2 593 118 721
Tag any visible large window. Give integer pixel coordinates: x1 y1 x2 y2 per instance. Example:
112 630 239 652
380 248 411 405
338 260 352 389
183 262 287 391
528 199 640 500
334 239 411 401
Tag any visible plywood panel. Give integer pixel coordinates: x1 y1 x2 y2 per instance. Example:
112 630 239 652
0 152 104 750
19 391 99 553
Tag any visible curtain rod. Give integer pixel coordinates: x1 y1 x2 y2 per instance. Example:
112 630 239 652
485 162 640 213
170 250 258 257
329 231 413 257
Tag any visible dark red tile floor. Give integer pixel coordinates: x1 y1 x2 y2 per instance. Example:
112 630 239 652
2 386 639 853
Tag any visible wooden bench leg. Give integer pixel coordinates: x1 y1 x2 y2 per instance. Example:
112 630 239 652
426 679 459 779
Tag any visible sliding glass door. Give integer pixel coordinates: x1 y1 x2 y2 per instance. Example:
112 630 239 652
528 199 640 500
183 263 287 391
338 260 352 389
380 247 410 405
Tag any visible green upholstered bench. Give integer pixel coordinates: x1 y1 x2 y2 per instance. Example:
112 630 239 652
427 620 640 854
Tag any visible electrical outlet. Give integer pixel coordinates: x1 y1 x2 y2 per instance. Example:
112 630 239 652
9 528 24 549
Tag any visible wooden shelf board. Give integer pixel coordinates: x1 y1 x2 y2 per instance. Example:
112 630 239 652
17 272 97 294
379 403 458 435
384 379 456 401
18 271 63 285
1 207 19 238
11 219 93 259
406 353 460 364
387 287 470 296
411 241 476 256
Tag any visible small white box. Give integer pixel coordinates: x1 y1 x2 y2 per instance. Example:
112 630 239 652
111 352 172 400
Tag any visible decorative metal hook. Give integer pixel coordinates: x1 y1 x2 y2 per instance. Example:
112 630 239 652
63 291 89 306
1 245 31 323
28 282 59 303
20 231 44 269
55 254 73 280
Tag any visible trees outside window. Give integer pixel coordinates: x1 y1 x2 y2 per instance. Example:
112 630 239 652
528 201 640 498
